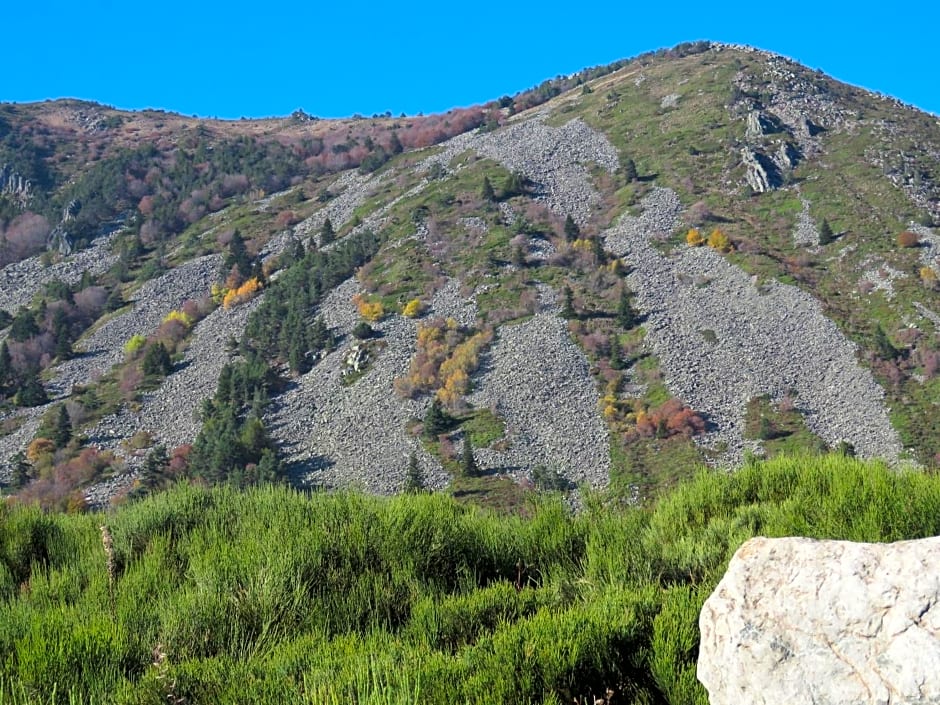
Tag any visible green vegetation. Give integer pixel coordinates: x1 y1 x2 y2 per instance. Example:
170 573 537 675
743 394 827 456
1 454 939 703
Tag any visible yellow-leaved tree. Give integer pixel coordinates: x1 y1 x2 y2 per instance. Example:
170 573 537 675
707 228 731 252
686 228 704 246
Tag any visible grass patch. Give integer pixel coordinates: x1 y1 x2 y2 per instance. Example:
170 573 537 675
2 456 939 702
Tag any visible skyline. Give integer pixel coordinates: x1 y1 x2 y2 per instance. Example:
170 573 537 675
5 2 939 119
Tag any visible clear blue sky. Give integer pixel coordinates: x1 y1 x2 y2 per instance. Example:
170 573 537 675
6 2 939 119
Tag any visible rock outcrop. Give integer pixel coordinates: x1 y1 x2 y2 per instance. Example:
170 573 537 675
698 536 940 705
740 147 780 193
0 164 32 206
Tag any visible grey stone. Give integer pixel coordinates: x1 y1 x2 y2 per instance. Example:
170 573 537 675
699 536 940 705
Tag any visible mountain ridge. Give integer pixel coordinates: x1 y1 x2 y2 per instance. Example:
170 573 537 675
1 41 939 509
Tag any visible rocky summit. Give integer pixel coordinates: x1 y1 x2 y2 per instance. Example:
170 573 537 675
0 41 939 510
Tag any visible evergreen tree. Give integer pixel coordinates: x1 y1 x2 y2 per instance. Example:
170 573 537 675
404 451 424 493
617 287 638 329
225 230 251 279
423 399 452 439
621 156 638 182
592 235 605 263
320 218 335 246
481 176 495 202
10 452 30 488
9 307 38 342
142 342 173 377
609 335 624 370
561 285 576 319
53 405 72 448
105 286 125 313
564 215 580 242
389 131 403 155
0 341 11 387
15 371 47 407
502 172 526 199
52 309 72 361
461 435 479 477
819 219 835 245
873 324 898 361
141 444 169 490
255 448 280 483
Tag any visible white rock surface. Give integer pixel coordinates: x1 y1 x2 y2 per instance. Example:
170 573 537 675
698 536 940 705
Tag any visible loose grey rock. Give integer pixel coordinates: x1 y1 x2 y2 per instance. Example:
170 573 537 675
605 188 901 462
468 312 610 487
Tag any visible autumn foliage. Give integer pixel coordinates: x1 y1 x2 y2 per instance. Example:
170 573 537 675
395 317 493 409
632 399 706 439
897 230 920 248
686 228 705 246
353 293 385 322
402 298 425 318
706 228 731 252
222 277 263 309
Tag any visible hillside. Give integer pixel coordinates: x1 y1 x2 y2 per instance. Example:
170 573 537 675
1 41 940 509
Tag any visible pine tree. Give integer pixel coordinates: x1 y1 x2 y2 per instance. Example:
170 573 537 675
142 342 173 377
503 172 525 199
617 287 637 329
561 285 576 319
404 451 424 493
225 229 251 279
53 405 72 448
461 435 479 477
423 399 452 439
609 335 624 370
818 219 835 245
0 341 11 387
320 218 335 246
481 176 495 202
15 371 47 407
10 452 30 488
873 324 898 361
621 156 638 182
564 215 580 242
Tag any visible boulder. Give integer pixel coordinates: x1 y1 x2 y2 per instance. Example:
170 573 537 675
698 536 940 705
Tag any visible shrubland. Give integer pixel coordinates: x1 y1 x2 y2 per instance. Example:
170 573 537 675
1 453 939 704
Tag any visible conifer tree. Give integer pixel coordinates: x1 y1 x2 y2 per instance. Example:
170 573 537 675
320 217 335 246
621 156 638 182
564 215 580 242
481 176 495 202
404 451 424 493
0 341 11 387
461 435 479 477
819 219 835 245
617 287 638 329
561 285 576 319
142 342 173 377
53 405 72 448
610 335 624 370
424 399 452 439
225 229 251 279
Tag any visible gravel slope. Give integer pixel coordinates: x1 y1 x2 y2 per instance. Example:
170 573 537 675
605 188 901 461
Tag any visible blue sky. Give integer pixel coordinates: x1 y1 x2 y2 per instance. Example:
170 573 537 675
6 2 939 119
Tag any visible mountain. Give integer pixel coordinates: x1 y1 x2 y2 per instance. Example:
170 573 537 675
1 41 939 510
